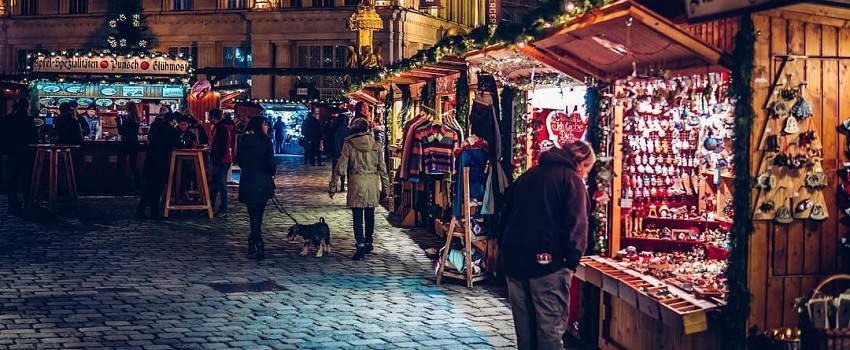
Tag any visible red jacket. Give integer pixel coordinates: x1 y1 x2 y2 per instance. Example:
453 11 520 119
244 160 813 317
211 119 235 164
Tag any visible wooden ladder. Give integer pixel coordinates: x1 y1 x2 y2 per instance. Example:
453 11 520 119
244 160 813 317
436 167 489 288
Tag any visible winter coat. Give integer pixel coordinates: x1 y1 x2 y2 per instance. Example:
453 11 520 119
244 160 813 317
331 131 390 208
143 121 178 180
498 147 589 279
0 109 38 157
117 115 140 148
330 114 350 158
54 112 84 145
301 116 323 142
236 132 276 204
273 121 286 141
176 129 197 149
210 119 235 164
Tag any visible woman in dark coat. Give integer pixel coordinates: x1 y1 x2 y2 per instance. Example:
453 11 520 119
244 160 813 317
136 113 177 219
236 116 277 260
116 101 142 194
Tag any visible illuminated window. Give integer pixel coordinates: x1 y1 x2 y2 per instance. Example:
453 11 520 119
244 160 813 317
168 46 192 58
297 45 348 99
69 0 88 14
21 0 38 15
173 0 193 11
221 46 252 87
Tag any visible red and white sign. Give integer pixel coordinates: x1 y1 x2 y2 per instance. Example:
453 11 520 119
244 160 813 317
530 108 587 166
31 55 190 76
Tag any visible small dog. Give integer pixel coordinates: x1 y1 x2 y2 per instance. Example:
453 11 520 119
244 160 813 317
287 217 332 257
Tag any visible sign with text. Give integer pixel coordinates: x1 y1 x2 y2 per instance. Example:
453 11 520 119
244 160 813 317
419 0 440 7
485 0 500 25
31 55 190 76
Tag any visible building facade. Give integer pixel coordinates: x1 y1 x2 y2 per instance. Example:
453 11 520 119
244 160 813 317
0 0 485 99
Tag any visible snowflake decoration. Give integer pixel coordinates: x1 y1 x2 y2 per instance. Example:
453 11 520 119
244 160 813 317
109 20 117 28
133 20 140 27
119 39 127 47
119 14 127 21
133 14 140 20
139 40 147 48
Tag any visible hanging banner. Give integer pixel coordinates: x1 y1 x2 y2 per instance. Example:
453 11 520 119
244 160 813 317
419 0 441 7
485 0 500 25
31 55 191 76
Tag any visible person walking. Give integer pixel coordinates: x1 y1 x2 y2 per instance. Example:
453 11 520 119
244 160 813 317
1 98 38 214
301 110 323 166
208 108 235 218
273 116 285 154
498 140 595 350
116 101 142 195
328 118 390 261
329 112 351 191
136 113 178 219
236 117 277 260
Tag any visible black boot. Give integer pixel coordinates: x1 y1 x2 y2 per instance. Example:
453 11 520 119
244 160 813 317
247 237 256 256
254 238 265 260
351 244 366 261
365 243 373 254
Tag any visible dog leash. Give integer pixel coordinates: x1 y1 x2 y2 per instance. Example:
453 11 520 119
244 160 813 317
271 195 299 225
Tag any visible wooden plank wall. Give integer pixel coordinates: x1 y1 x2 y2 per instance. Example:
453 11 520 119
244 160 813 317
746 10 847 331
682 10 848 332
682 17 738 54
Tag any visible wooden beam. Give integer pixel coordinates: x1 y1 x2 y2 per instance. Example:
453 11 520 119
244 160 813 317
764 6 850 29
535 1 633 48
518 43 606 81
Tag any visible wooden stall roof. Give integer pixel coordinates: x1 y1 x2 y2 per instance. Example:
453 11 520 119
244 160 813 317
532 0 729 82
465 45 583 87
377 56 466 86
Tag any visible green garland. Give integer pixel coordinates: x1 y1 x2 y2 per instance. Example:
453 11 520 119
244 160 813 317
723 14 755 350
384 86 395 143
512 88 527 179
585 85 606 255
455 69 469 131
399 84 412 126
347 0 613 92
421 81 436 112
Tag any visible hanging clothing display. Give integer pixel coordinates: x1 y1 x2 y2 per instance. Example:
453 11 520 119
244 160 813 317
408 119 460 181
452 137 489 217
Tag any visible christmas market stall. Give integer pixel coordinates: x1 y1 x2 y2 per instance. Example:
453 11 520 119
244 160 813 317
26 49 193 195
526 1 738 348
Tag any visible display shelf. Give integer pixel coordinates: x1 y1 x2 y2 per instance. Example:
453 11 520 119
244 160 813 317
642 216 732 229
620 237 729 260
576 256 721 335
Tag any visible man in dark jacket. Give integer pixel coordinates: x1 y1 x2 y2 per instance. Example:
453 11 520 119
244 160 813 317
136 113 178 219
273 117 285 154
329 112 351 191
498 140 595 350
2 98 39 213
208 108 235 217
301 110 324 166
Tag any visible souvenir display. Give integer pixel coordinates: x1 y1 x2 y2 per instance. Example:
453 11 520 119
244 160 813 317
753 65 829 222
620 73 735 241
613 246 728 298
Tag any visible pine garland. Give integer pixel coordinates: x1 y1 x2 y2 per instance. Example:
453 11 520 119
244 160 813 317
399 84 412 126
455 69 469 131
512 88 528 179
585 86 607 255
105 0 155 53
723 14 755 350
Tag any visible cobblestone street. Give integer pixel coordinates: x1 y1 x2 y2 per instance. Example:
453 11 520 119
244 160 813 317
0 156 518 349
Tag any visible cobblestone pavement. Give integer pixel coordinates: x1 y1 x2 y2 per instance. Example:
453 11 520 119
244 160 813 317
0 156 518 350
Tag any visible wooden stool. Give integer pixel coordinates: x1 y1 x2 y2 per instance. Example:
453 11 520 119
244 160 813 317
163 149 213 219
28 144 80 214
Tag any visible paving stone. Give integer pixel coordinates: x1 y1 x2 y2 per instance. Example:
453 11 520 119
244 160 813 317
0 157 519 349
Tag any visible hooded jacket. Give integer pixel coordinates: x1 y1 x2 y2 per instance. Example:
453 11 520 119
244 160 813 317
498 147 589 279
331 131 390 208
210 118 235 164
236 132 276 204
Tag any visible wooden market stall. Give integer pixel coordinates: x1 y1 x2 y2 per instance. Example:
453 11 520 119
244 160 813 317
681 0 850 336
528 1 734 348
